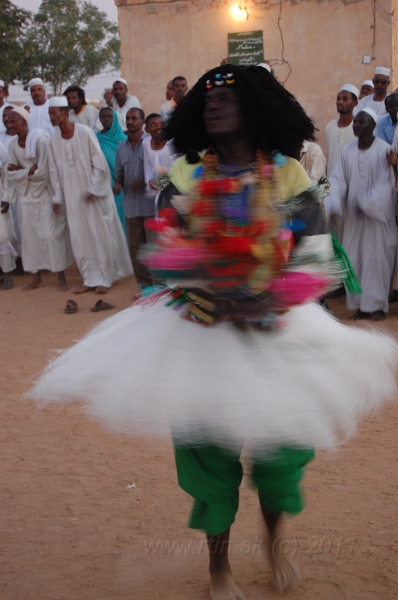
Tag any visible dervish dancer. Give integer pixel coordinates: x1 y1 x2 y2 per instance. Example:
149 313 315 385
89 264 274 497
30 67 398 600
48 97 133 294
325 108 397 321
5 107 72 291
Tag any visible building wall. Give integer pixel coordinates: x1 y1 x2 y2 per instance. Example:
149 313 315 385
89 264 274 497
115 0 392 154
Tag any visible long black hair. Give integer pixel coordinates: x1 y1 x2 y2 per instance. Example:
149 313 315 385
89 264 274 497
165 64 314 159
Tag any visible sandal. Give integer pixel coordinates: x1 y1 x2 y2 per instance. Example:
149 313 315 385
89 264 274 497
64 299 78 314
91 299 115 312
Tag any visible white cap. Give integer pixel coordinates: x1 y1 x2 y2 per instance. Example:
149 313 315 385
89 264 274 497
362 80 374 88
360 107 378 123
338 84 359 99
257 62 271 73
49 96 68 107
374 67 390 77
113 77 128 86
29 78 44 88
11 106 29 122
0 80 4 88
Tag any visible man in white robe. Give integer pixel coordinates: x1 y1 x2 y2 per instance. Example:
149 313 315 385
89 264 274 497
354 67 390 118
5 107 73 291
325 108 397 321
48 97 133 294
0 140 17 290
0 80 12 135
111 78 141 131
64 85 100 131
27 78 54 137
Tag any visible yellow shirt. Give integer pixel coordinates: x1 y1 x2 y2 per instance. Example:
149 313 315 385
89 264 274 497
169 154 311 200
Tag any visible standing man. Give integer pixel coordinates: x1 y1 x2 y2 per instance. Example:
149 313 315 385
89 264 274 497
0 105 16 150
114 107 154 289
359 80 374 100
354 67 390 118
143 113 174 205
159 80 175 121
159 76 188 123
48 97 132 294
325 84 358 176
325 108 397 321
27 78 54 137
375 94 398 144
5 107 73 291
64 85 100 131
111 78 141 131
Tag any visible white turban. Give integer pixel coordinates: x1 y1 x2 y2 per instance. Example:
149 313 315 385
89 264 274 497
338 84 359 99
11 106 30 122
49 96 68 107
113 77 128 86
362 80 374 87
374 67 390 77
29 78 44 88
360 107 378 124
257 62 271 73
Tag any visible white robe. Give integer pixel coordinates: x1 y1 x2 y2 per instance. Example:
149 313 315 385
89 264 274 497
27 100 54 137
325 137 397 313
353 94 388 118
49 124 133 287
5 135 73 273
0 145 17 272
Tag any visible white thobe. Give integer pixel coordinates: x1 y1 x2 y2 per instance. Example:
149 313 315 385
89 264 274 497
353 94 388 118
49 124 133 288
325 137 396 313
69 105 100 131
111 95 141 131
0 144 17 272
5 135 73 273
143 137 175 196
325 119 356 176
27 100 54 137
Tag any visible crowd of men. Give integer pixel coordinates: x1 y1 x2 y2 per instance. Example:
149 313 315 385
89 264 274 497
1 66 398 322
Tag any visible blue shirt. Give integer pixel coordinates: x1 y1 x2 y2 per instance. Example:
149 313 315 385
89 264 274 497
376 114 397 145
116 134 154 218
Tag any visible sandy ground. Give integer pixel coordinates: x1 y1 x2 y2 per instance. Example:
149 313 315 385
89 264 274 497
1 265 398 600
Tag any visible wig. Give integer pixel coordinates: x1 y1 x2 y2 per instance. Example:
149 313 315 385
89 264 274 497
165 64 315 159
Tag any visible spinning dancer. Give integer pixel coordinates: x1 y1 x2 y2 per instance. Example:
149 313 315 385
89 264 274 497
30 66 398 600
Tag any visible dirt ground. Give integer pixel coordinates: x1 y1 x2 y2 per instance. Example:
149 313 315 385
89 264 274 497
1 265 398 600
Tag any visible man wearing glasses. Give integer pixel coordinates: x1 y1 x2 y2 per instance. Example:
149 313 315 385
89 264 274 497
354 67 390 117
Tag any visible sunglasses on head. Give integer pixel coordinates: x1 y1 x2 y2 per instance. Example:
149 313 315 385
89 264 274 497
373 78 388 85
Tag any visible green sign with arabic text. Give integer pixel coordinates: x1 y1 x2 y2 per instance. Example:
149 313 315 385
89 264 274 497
228 30 264 66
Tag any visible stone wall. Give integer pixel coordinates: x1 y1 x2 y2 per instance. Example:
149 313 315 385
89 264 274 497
115 0 392 154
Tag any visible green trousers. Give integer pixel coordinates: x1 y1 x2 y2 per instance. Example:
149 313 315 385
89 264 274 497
174 444 315 537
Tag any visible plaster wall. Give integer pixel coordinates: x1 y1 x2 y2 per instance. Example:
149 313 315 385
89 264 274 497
115 0 392 154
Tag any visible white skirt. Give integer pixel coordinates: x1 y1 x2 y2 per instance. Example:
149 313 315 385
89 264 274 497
29 299 398 456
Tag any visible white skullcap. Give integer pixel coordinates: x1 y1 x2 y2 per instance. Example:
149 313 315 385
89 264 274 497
338 84 359 99
29 78 44 88
360 107 378 124
0 80 4 88
257 62 271 73
362 80 374 87
374 67 390 77
11 106 29 122
113 77 128 86
49 96 68 107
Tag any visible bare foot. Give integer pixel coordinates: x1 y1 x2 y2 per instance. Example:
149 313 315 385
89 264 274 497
209 569 246 600
57 272 69 292
95 285 108 294
73 285 95 294
270 537 300 591
1 275 14 290
23 275 43 291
